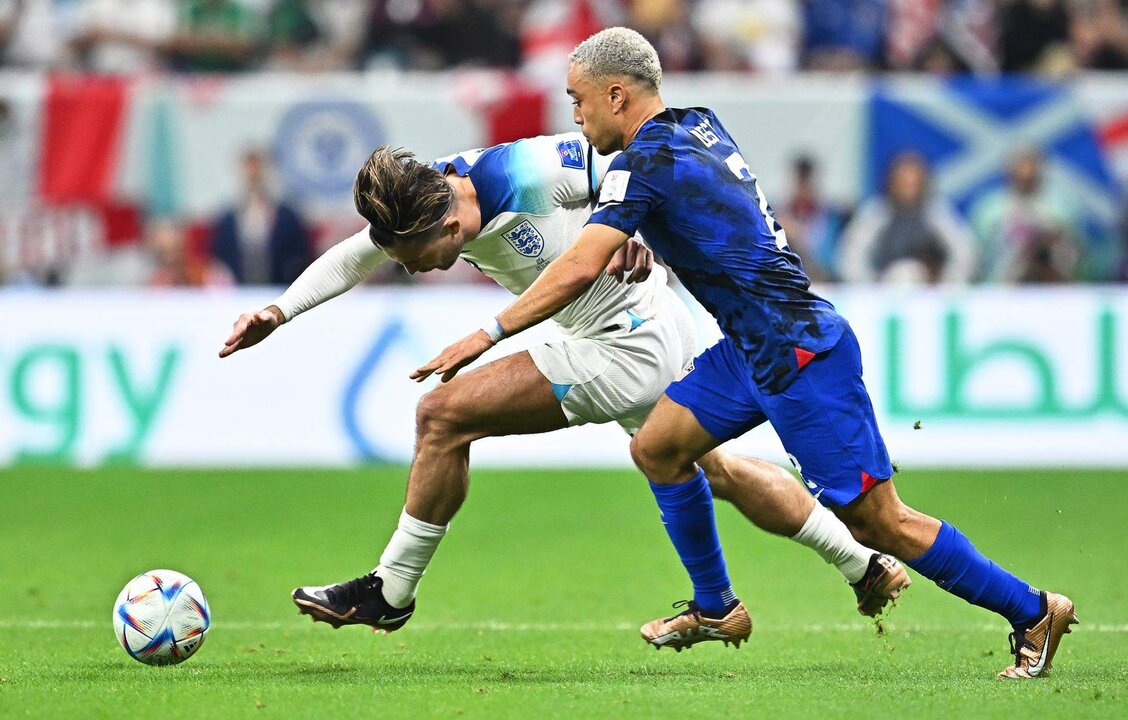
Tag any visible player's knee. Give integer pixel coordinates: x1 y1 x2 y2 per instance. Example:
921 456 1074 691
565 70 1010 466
630 433 689 483
415 386 468 443
628 433 659 478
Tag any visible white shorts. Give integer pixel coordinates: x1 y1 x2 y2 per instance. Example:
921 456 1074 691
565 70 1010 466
528 286 698 435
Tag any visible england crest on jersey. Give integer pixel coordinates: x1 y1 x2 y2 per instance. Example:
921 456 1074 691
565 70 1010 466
502 220 545 257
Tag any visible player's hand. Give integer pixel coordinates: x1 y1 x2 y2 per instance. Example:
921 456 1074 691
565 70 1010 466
605 238 653 284
219 306 284 358
411 330 495 383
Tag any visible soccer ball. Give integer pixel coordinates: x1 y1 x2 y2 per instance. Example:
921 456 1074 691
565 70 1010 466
113 569 210 666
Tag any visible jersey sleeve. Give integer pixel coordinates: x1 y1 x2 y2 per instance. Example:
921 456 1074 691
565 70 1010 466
273 227 389 321
586 143 670 237
535 133 601 206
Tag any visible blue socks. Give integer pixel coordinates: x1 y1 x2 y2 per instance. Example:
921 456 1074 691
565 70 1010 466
649 469 736 616
908 521 1042 629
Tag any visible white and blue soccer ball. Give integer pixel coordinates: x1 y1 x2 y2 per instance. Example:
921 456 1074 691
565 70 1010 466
113 569 210 666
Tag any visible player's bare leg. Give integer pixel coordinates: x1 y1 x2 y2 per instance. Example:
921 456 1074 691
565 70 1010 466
831 480 940 560
404 350 567 526
700 452 809 535
701 452 909 616
293 351 567 631
629 395 752 650
834 479 1077 677
631 395 722 486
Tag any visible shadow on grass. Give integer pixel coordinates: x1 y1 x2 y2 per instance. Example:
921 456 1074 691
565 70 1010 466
36 654 1128 691
34 659 928 687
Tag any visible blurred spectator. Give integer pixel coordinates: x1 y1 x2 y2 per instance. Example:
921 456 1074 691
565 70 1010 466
4 203 102 286
1070 0 1128 70
7 0 1128 75
776 156 844 282
0 1 15 58
996 0 1071 72
887 0 996 73
970 148 1082 283
420 0 522 69
838 152 976 285
210 150 312 285
631 0 704 73
167 0 260 72
70 0 176 74
0 0 80 69
365 0 522 71
801 0 887 71
692 0 800 73
147 217 234 287
913 37 971 74
886 0 940 69
66 216 234 287
263 0 320 70
300 0 370 70
260 0 371 71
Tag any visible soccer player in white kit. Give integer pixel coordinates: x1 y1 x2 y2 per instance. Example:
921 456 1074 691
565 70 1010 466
219 133 908 636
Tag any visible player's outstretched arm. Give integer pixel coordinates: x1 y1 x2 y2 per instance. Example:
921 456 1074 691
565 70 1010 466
219 306 284 358
218 228 390 359
411 223 629 383
274 227 390 320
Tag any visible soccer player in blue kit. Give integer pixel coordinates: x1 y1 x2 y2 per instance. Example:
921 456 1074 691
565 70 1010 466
415 28 1078 679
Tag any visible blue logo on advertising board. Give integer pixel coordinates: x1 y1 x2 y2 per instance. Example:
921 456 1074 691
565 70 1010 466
275 99 383 199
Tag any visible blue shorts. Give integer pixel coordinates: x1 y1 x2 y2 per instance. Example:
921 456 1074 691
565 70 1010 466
666 326 892 507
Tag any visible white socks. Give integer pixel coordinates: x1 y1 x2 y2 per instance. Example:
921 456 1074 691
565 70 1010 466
374 509 448 608
791 503 872 584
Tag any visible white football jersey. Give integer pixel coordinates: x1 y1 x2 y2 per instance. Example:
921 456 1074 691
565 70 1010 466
430 133 666 337
275 133 666 336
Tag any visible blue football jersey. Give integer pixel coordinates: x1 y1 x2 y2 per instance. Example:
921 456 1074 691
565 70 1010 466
588 107 847 393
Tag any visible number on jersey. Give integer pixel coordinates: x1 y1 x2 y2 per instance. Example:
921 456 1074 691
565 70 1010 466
724 151 789 251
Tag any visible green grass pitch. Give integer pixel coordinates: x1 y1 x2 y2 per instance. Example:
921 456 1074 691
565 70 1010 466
1 467 1125 718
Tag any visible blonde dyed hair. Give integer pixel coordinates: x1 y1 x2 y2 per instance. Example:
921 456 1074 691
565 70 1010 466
569 27 662 90
353 146 453 246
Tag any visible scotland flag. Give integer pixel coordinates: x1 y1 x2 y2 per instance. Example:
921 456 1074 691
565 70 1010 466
866 76 1120 226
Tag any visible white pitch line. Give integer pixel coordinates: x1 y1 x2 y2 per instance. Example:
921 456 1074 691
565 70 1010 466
3 619 1127 633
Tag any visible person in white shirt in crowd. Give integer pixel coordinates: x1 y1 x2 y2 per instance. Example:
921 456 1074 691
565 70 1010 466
970 147 1082 283
0 0 81 69
70 0 177 74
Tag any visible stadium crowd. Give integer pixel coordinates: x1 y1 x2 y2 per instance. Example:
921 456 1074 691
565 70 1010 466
5 142 1124 289
0 0 1127 287
1 0 1127 75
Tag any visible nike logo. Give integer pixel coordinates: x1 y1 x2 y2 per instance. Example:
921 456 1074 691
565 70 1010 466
375 610 413 626
1026 612 1053 676
696 626 727 639
592 201 620 213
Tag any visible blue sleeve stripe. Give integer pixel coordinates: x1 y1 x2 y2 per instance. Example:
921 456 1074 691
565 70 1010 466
467 145 514 226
